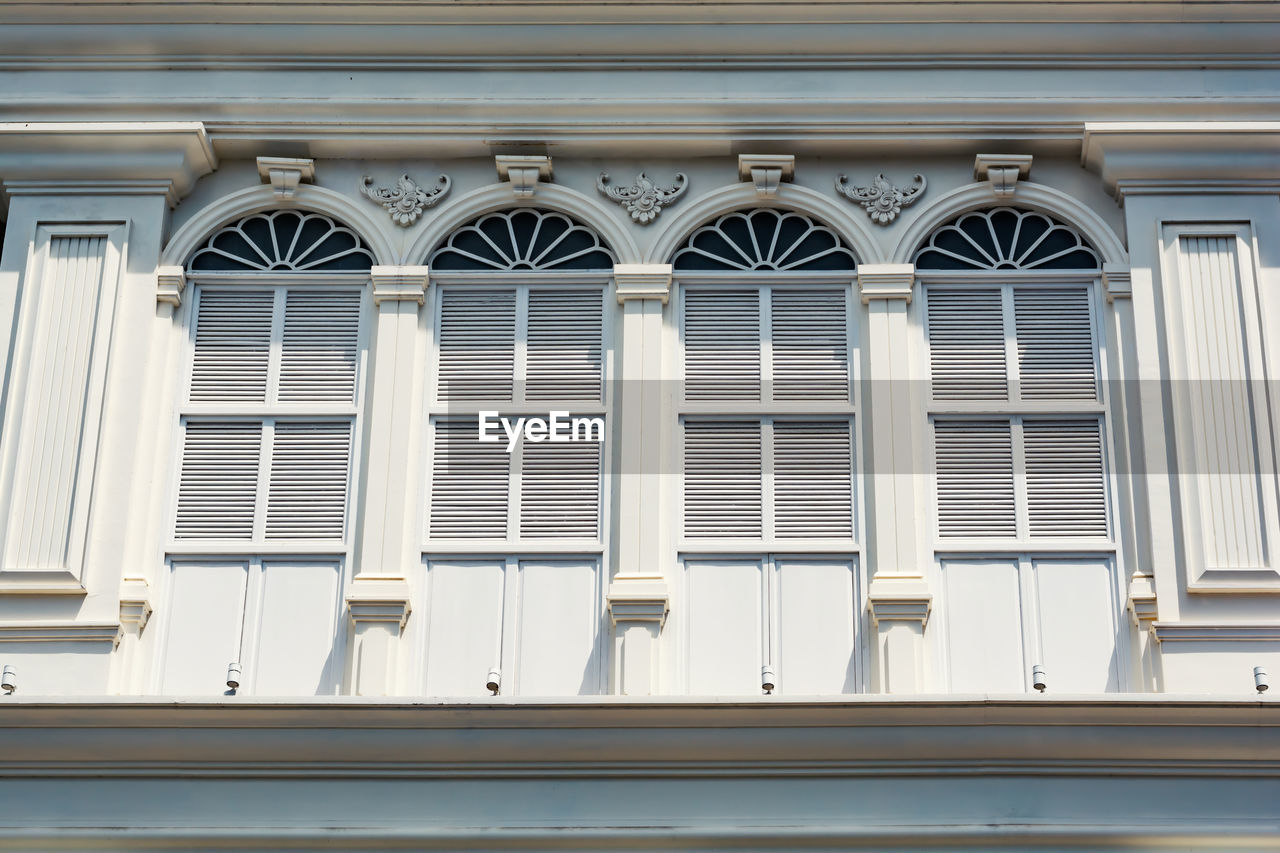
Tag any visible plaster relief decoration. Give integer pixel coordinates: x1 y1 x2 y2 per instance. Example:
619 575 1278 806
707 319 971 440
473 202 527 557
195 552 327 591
835 172 926 225
597 171 688 223
359 173 450 226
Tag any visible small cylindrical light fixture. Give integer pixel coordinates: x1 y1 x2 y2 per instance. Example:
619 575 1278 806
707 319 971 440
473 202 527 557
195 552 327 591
1255 666 1270 694
1031 664 1047 693
1 665 15 695
761 665 776 695
486 667 502 695
226 662 242 691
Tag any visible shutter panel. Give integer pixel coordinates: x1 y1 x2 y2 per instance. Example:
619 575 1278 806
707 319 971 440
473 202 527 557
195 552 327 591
1014 286 1097 400
278 290 362 403
774 420 854 538
526 288 603 401
1023 418 1108 537
437 289 515 402
519 438 601 538
683 420 762 537
174 421 263 539
683 289 760 401
927 287 1007 400
189 289 274 403
772 288 849 401
934 419 1016 537
429 419 510 538
265 421 352 540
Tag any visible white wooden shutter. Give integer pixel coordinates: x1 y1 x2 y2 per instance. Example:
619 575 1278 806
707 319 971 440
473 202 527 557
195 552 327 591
429 419 510 538
683 420 762 538
265 421 352 540
927 287 1007 400
189 289 273 403
683 289 761 401
278 290 362 403
774 420 854 538
934 418 1016 537
519 439 601 538
771 288 849 401
1014 286 1097 400
437 289 515 402
1023 418 1108 538
525 289 603 401
174 421 263 539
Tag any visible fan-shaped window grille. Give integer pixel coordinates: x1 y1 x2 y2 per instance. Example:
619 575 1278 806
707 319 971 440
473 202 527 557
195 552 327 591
430 209 615 271
188 210 376 272
672 209 857 272
914 207 1100 271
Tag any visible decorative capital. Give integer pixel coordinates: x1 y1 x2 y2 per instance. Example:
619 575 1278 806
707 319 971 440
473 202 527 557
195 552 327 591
370 265 430 305
836 173 926 225
360 173 450 226
256 156 314 201
1103 263 1132 302
738 154 795 198
1127 573 1158 627
857 263 916 304
346 576 412 630
155 265 186 307
598 171 687 224
496 155 553 198
614 263 673 303
974 153 1033 198
607 575 670 626
867 577 932 626
119 578 153 635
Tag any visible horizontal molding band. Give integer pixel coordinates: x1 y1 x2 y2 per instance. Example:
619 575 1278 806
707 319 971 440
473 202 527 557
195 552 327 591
1153 623 1280 642
0 623 121 643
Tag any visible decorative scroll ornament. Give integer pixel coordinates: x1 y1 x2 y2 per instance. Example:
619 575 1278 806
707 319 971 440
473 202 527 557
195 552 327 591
597 171 688 224
835 173 926 225
359 174 450 226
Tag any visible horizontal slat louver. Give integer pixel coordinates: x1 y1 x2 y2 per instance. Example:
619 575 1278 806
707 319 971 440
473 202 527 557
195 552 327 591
772 289 849 401
265 422 352 539
437 289 515 402
526 289 603 401
683 420 762 538
683 289 760 401
278 290 362 403
774 420 854 538
174 421 262 539
429 419 510 538
934 419 1016 538
1015 287 1098 400
519 439 601 538
1024 418 1108 538
927 287 1007 401
189 289 274 403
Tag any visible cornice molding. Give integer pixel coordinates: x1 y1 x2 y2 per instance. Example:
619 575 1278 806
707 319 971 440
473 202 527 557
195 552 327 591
1153 623 1280 643
0 622 121 644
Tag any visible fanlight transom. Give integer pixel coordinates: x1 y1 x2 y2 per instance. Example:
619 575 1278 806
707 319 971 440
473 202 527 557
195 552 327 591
672 209 858 272
429 209 615 271
188 210 376 272
914 207 1100 271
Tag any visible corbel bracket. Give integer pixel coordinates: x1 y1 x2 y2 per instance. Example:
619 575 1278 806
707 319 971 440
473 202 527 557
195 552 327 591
1127 573 1158 628
867 577 933 627
256 156 315 201
346 576 413 631
1103 264 1132 303
738 154 795 198
974 153 1032 198
119 578 154 636
155 265 186 308
607 575 671 627
496 155 553 198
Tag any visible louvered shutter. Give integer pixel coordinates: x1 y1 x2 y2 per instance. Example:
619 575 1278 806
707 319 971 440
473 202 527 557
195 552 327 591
519 439 601 538
774 420 853 538
683 420 762 537
771 289 849 401
189 290 274 403
683 289 761 401
174 422 263 539
278 290 362 403
927 287 1007 400
526 289 603 401
437 289 515 402
1023 418 1108 537
429 419 510 538
1014 287 1097 400
265 422 352 539
934 419 1016 537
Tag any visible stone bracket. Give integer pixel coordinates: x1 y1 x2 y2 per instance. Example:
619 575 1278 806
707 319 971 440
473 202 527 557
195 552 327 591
614 263 673 304
607 575 670 626
496 155 553 198
370 265 430 306
1103 263 1132 302
974 153 1032 198
857 263 916 304
346 576 412 630
867 577 933 626
738 154 795 198
118 577 154 636
256 156 315 201
155 265 186 308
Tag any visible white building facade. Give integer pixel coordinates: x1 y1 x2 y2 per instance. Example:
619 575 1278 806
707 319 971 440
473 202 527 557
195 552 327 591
0 1 1278 848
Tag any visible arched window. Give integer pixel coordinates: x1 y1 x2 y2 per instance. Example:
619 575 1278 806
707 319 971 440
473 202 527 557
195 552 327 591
670 208 861 696
160 209 373 697
914 205 1122 694
421 208 613 697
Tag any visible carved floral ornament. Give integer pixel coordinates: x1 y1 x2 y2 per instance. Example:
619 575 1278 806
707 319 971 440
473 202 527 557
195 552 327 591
597 171 689 223
359 173 451 226
835 172 927 225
